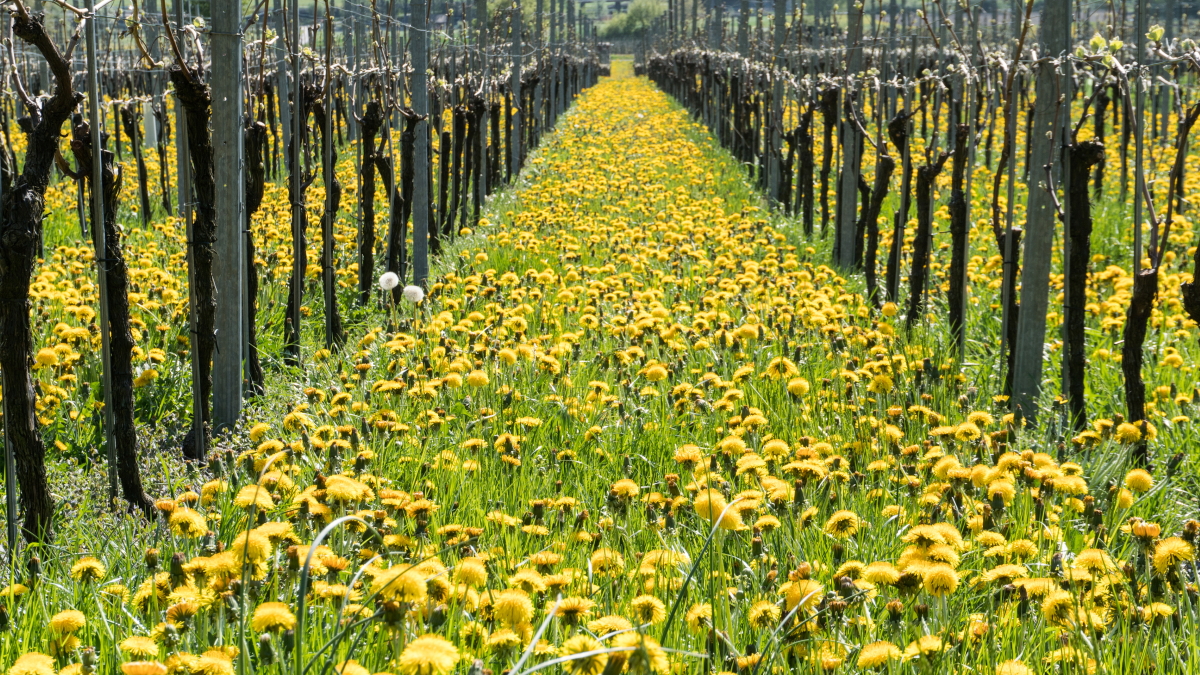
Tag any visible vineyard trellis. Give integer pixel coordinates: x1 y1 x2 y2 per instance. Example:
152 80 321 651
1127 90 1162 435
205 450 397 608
642 0 1200 461
0 0 603 546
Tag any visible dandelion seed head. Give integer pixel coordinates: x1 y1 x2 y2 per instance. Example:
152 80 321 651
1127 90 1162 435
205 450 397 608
403 285 425 302
379 272 400 290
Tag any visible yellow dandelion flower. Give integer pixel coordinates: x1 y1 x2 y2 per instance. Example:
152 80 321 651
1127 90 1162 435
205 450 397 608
7 653 56 675
823 510 860 539
120 636 160 658
233 485 275 510
121 662 168 675
70 556 106 583
493 589 534 626
692 489 744 531
397 635 459 675
1153 537 1195 575
372 565 428 604
560 635 607 675
251 602 296 633
856 641 901 669
629 594 666 625
1124 468 1154 493
48 610 86 635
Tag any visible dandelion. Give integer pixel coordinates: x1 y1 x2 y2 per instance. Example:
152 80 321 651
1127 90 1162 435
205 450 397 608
1041 589 1075 627
553 597 596 625
611 478 640 498
493 589 534 626
587 615 632 636
786 377 811 397
48 610 86 635
954 422 981 442
70 557 106 583
863 561 901 585
486 629 523 655
641 364 669 381
560 635 607 675
335 661 369 675
1044 647 1096 673
168 508 208 538
1124 468 1154 493
761 357 798 380
1153 537 1195 575
1 584 29 600
995 660 1032 675
612 632 669 675
693 490 744 531
325 475 372 502
823 510 861 539
967 410 994 426
903 635 944 660
590 548 625 576
868 374 894 394
454 558 488 587
402 285 425 303
397 635 459 675
133 369 160 388
120 636 160 658
1142 602 1175 624
629 594 667 624
856 641 901 669
233 485 275 510
379 272 400 291
251 602 296 632
1114 422 1142 444
101 584 130 602
372 565 428 604
987 480 1016 505
747 599 781 629
228 530 271 564
684 603 712 633
783 579 823 611
7 654 56 675
248 423 271 442
121 663 168 675
922 564 959 597
193 650 236 675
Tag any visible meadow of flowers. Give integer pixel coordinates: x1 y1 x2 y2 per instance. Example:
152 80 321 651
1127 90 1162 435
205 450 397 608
2 60 1199 675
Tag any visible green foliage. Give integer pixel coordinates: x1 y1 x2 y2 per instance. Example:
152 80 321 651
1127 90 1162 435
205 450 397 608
598 0 665 39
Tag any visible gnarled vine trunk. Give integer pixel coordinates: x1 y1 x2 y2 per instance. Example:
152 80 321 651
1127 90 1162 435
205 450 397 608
862 154 895 309
905 152 950 330
947 124 970 348
312 96 345 347
358 99 384 305
168 68 217 462
244 118 268 394
0 10 83 543
71 122 154 517
1064 141 1105 430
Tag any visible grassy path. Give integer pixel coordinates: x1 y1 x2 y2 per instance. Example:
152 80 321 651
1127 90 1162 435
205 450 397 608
6 62 1198 675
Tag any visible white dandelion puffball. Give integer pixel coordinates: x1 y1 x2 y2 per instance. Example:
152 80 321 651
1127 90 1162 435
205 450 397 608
402 285 425 303
379 272 400 291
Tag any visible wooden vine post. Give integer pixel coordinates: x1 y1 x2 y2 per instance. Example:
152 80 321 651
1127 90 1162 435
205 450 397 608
84 0 117 500
837 2 864 268
412 0 431 287
211 0 245 430
510 0 523 179
1012 0 1069 424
